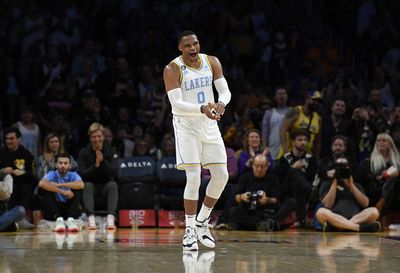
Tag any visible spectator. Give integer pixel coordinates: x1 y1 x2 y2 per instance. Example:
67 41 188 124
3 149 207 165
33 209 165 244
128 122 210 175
0 173 26 231
143 132 161 160
37 76 73 133
132 138 150 157
230 154 296 231
160 134 175 158
238 129 271 176
319 135 356 184
351 106 377 162
320 98 353 159
316 157 380 232
14 107 41 160
0 127 35 228
78 122 118 230
36 133 78 180
38 153 84 232
278 129 318 227
278 90 322 161
356 133 400 215
261 87 289 163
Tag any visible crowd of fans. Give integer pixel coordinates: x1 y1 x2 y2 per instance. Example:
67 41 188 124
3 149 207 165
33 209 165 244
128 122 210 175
0 0 400 231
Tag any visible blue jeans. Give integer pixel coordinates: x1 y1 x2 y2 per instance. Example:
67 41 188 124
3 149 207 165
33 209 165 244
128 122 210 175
0 206 26 231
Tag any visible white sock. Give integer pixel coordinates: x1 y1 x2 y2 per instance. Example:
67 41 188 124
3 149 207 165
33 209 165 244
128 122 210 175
196 204 213 223
185 214 196 228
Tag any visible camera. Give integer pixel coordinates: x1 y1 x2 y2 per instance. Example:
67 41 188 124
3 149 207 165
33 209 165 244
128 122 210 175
248 190 263 211
334 162 351 181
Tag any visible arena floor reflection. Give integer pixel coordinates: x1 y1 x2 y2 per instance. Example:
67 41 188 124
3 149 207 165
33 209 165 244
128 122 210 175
0 228 399 273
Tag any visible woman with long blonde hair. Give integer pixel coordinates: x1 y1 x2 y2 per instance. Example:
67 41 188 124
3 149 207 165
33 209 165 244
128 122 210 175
358 133 400 214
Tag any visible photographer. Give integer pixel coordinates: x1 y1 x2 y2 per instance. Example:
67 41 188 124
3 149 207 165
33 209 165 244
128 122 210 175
319 135 355 183
278 129 318 227
316 157 381 232
0 173 25 231
229 154 296 231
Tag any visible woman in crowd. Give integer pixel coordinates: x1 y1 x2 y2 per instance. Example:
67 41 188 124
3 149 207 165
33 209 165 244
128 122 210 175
238 129 271 176
357 133 400 214
36 133 78 180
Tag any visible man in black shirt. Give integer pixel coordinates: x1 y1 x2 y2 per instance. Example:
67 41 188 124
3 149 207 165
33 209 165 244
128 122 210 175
230 154 296 231
316 157 381 232
0 127 35 228
278 129 318 227
78 122 118 230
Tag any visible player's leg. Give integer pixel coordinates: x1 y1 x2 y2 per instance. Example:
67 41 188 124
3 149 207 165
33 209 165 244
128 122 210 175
196 139 228 248
173 116 202 250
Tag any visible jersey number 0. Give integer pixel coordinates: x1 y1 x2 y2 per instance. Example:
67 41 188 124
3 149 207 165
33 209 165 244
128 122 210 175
197 91 205 103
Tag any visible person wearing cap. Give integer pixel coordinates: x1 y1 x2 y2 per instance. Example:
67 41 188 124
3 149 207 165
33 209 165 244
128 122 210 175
277 90 322 161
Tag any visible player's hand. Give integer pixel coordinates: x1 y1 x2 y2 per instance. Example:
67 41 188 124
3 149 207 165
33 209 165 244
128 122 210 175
213 102 225 116
202 103 221 121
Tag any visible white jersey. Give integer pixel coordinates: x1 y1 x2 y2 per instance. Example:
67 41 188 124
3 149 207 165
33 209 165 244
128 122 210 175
170 53 214 116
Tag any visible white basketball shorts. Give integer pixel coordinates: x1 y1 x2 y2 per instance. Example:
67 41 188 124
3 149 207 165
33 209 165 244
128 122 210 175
172 115 227 170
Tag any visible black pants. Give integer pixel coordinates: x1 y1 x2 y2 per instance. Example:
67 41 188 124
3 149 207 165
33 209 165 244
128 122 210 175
367 177 399 215
8 183 33 210
282 169 312 221
40 190 82 220
229 198 297 230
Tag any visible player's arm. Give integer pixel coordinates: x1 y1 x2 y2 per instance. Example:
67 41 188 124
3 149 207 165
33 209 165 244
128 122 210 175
163 63 218 120
207 55 231 116
279 107 298 154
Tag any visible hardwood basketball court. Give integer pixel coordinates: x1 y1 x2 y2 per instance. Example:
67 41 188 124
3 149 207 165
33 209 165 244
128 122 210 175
0 228 399 273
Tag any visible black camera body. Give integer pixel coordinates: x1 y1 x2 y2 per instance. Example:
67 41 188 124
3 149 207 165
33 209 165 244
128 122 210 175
334 162 351 181
248 191 263 211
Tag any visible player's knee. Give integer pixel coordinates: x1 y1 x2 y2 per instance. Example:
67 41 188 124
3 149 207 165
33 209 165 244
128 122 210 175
183 168 201 200
206 166 228 199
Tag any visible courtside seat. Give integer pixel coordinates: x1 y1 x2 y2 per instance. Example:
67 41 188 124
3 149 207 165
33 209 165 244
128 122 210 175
117 156 157 209
156 156 186 210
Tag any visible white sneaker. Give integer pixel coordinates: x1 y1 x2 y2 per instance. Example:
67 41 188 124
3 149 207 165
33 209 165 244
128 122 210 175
106 214 116 230
183 227 198 251
66 217 80 232
196 218 215 248
54 217 65 232
88 215 97 230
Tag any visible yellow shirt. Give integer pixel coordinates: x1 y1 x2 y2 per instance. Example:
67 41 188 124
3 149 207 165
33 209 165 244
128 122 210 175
277 106 320 158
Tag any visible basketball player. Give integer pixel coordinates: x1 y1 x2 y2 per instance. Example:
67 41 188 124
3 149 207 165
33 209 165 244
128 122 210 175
163 31 231 251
